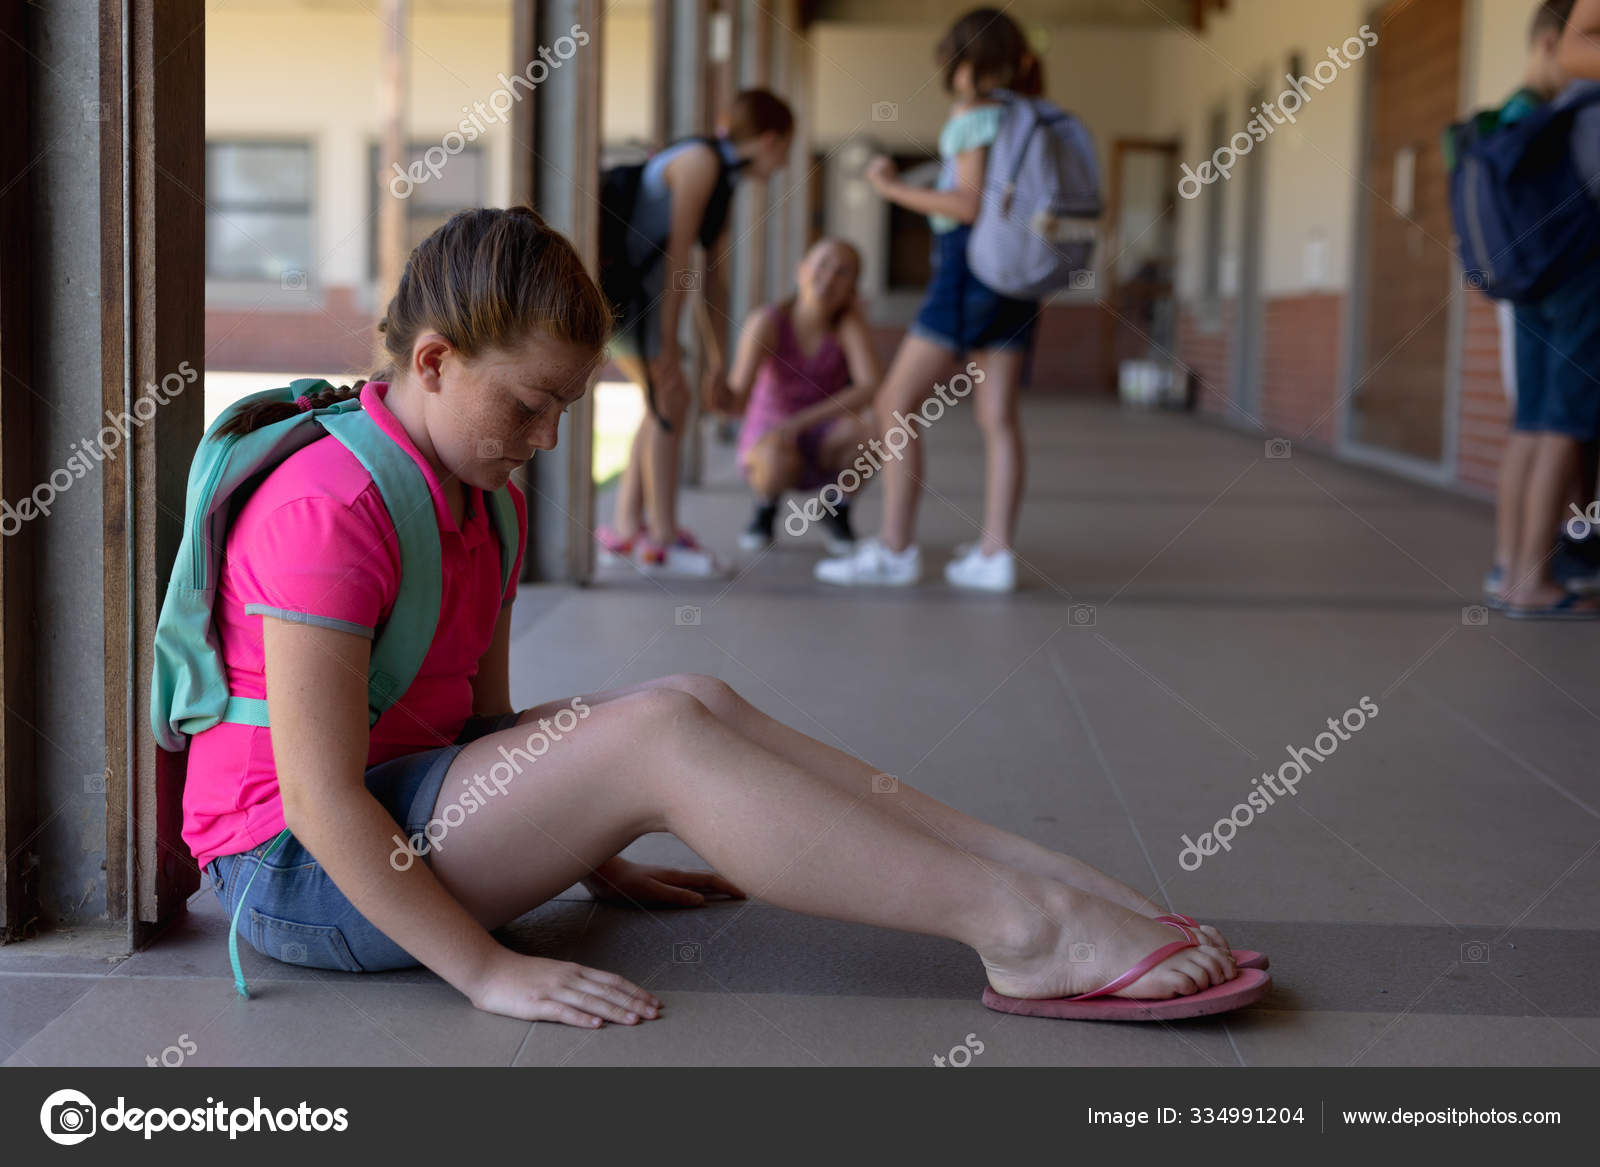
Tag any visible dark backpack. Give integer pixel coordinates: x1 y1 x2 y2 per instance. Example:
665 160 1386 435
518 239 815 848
597 137 743 428
1445 88 1600 302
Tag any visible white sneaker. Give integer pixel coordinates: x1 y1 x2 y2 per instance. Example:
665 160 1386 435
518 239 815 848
639 542 725 578
813 538 921 586
945 545 1016 592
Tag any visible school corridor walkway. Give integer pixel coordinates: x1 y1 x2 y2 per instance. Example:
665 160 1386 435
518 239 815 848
5 397 1598 1067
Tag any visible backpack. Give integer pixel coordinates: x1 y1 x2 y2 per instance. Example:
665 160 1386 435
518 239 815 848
150 379 521 754
597 137 743 429
967 92 1102 300
1445 87 1600 302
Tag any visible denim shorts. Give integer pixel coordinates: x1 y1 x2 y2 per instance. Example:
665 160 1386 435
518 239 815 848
1512 277 1600 440
910 224 1039 355
203 710 522 973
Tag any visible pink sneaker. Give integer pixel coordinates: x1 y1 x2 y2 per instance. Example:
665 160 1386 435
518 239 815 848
595 525 637 563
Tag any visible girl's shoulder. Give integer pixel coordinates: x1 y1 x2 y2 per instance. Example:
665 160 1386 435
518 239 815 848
939 102 1007 157
231 436 397 557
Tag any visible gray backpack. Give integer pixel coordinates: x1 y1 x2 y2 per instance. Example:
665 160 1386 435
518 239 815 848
967 92 1102 300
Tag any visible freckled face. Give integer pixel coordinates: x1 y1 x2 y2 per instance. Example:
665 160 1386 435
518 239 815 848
431 331 600 491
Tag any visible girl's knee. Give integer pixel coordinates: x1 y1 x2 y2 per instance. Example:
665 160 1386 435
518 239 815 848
625 686 714 733
659 672 739 715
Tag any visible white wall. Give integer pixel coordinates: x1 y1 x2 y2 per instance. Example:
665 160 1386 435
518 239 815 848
1144 0 1373 300
1470 0 1536 108
208 4 649 292
808 22 1157 168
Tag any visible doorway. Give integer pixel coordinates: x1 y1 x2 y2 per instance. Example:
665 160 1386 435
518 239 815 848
1347 0 1464 467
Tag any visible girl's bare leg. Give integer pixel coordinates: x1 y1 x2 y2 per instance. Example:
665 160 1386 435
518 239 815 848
612 353 689 545
970 348 1026 554
519 675 1179 926
874 336 957 552
427 688 1234 1001
609 354 650 541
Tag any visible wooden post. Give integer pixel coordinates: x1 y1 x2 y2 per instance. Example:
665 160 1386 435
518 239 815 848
377 0 411 311
511 0 603 582
0 0 39 941
104 0 207 935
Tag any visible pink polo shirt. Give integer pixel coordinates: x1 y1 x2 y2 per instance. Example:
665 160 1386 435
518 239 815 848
182 381 526 869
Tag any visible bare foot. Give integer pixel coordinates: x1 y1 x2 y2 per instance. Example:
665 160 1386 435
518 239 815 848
982 883 1237 1002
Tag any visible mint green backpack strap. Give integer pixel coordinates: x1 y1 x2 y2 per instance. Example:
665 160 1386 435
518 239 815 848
485 486 520 600
318 409 443 727
227 827 292 999
151 382 366 750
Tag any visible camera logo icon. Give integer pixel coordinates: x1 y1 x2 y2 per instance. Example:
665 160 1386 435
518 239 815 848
872 101 899 122
1068 604 1096 627
281 941 308 963
1461 605 1489 627
1265 438 1292 459
1070 269 1096 291
477 438 504 460
675 605 701 626
870 772 899 794
84 769 108 795
673 941 702 963
40 1089 97 1145
674 269 701 291
1463 270 1490 291
1069 942 1097 962
1460 940 1490 964
281 269 307 291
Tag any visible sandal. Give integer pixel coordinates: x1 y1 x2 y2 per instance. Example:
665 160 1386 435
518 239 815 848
981 919 1271 1022
1504 592 1600 620
1157 912 1268 971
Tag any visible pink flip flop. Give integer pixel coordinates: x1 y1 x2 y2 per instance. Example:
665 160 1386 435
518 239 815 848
1157 913 1269 971
981 919 1272 1022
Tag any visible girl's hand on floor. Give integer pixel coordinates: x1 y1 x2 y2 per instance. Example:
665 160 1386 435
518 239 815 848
467 950 661 1028
584 857 746 907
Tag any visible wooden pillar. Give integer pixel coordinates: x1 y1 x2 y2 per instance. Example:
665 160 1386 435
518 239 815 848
102 0 207 935
511 0 603 582
377 0 411 311
0 0 38 941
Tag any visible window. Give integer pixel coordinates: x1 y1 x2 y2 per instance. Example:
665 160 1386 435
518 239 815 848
205 141 314 281
368 142 486 279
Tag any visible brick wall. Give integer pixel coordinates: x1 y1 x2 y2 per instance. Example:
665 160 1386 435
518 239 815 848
206 286 376 375
866 303 1116 395
1258 293 1343 449
1457 290 1510 496
1178 299 1234 416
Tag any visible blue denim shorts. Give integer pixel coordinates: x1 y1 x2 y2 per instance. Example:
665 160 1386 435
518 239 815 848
1512 277 1600 440
203 710 522 973
911 224 1039 355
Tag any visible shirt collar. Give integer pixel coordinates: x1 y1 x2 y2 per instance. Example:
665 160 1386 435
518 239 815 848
358 380 479 535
